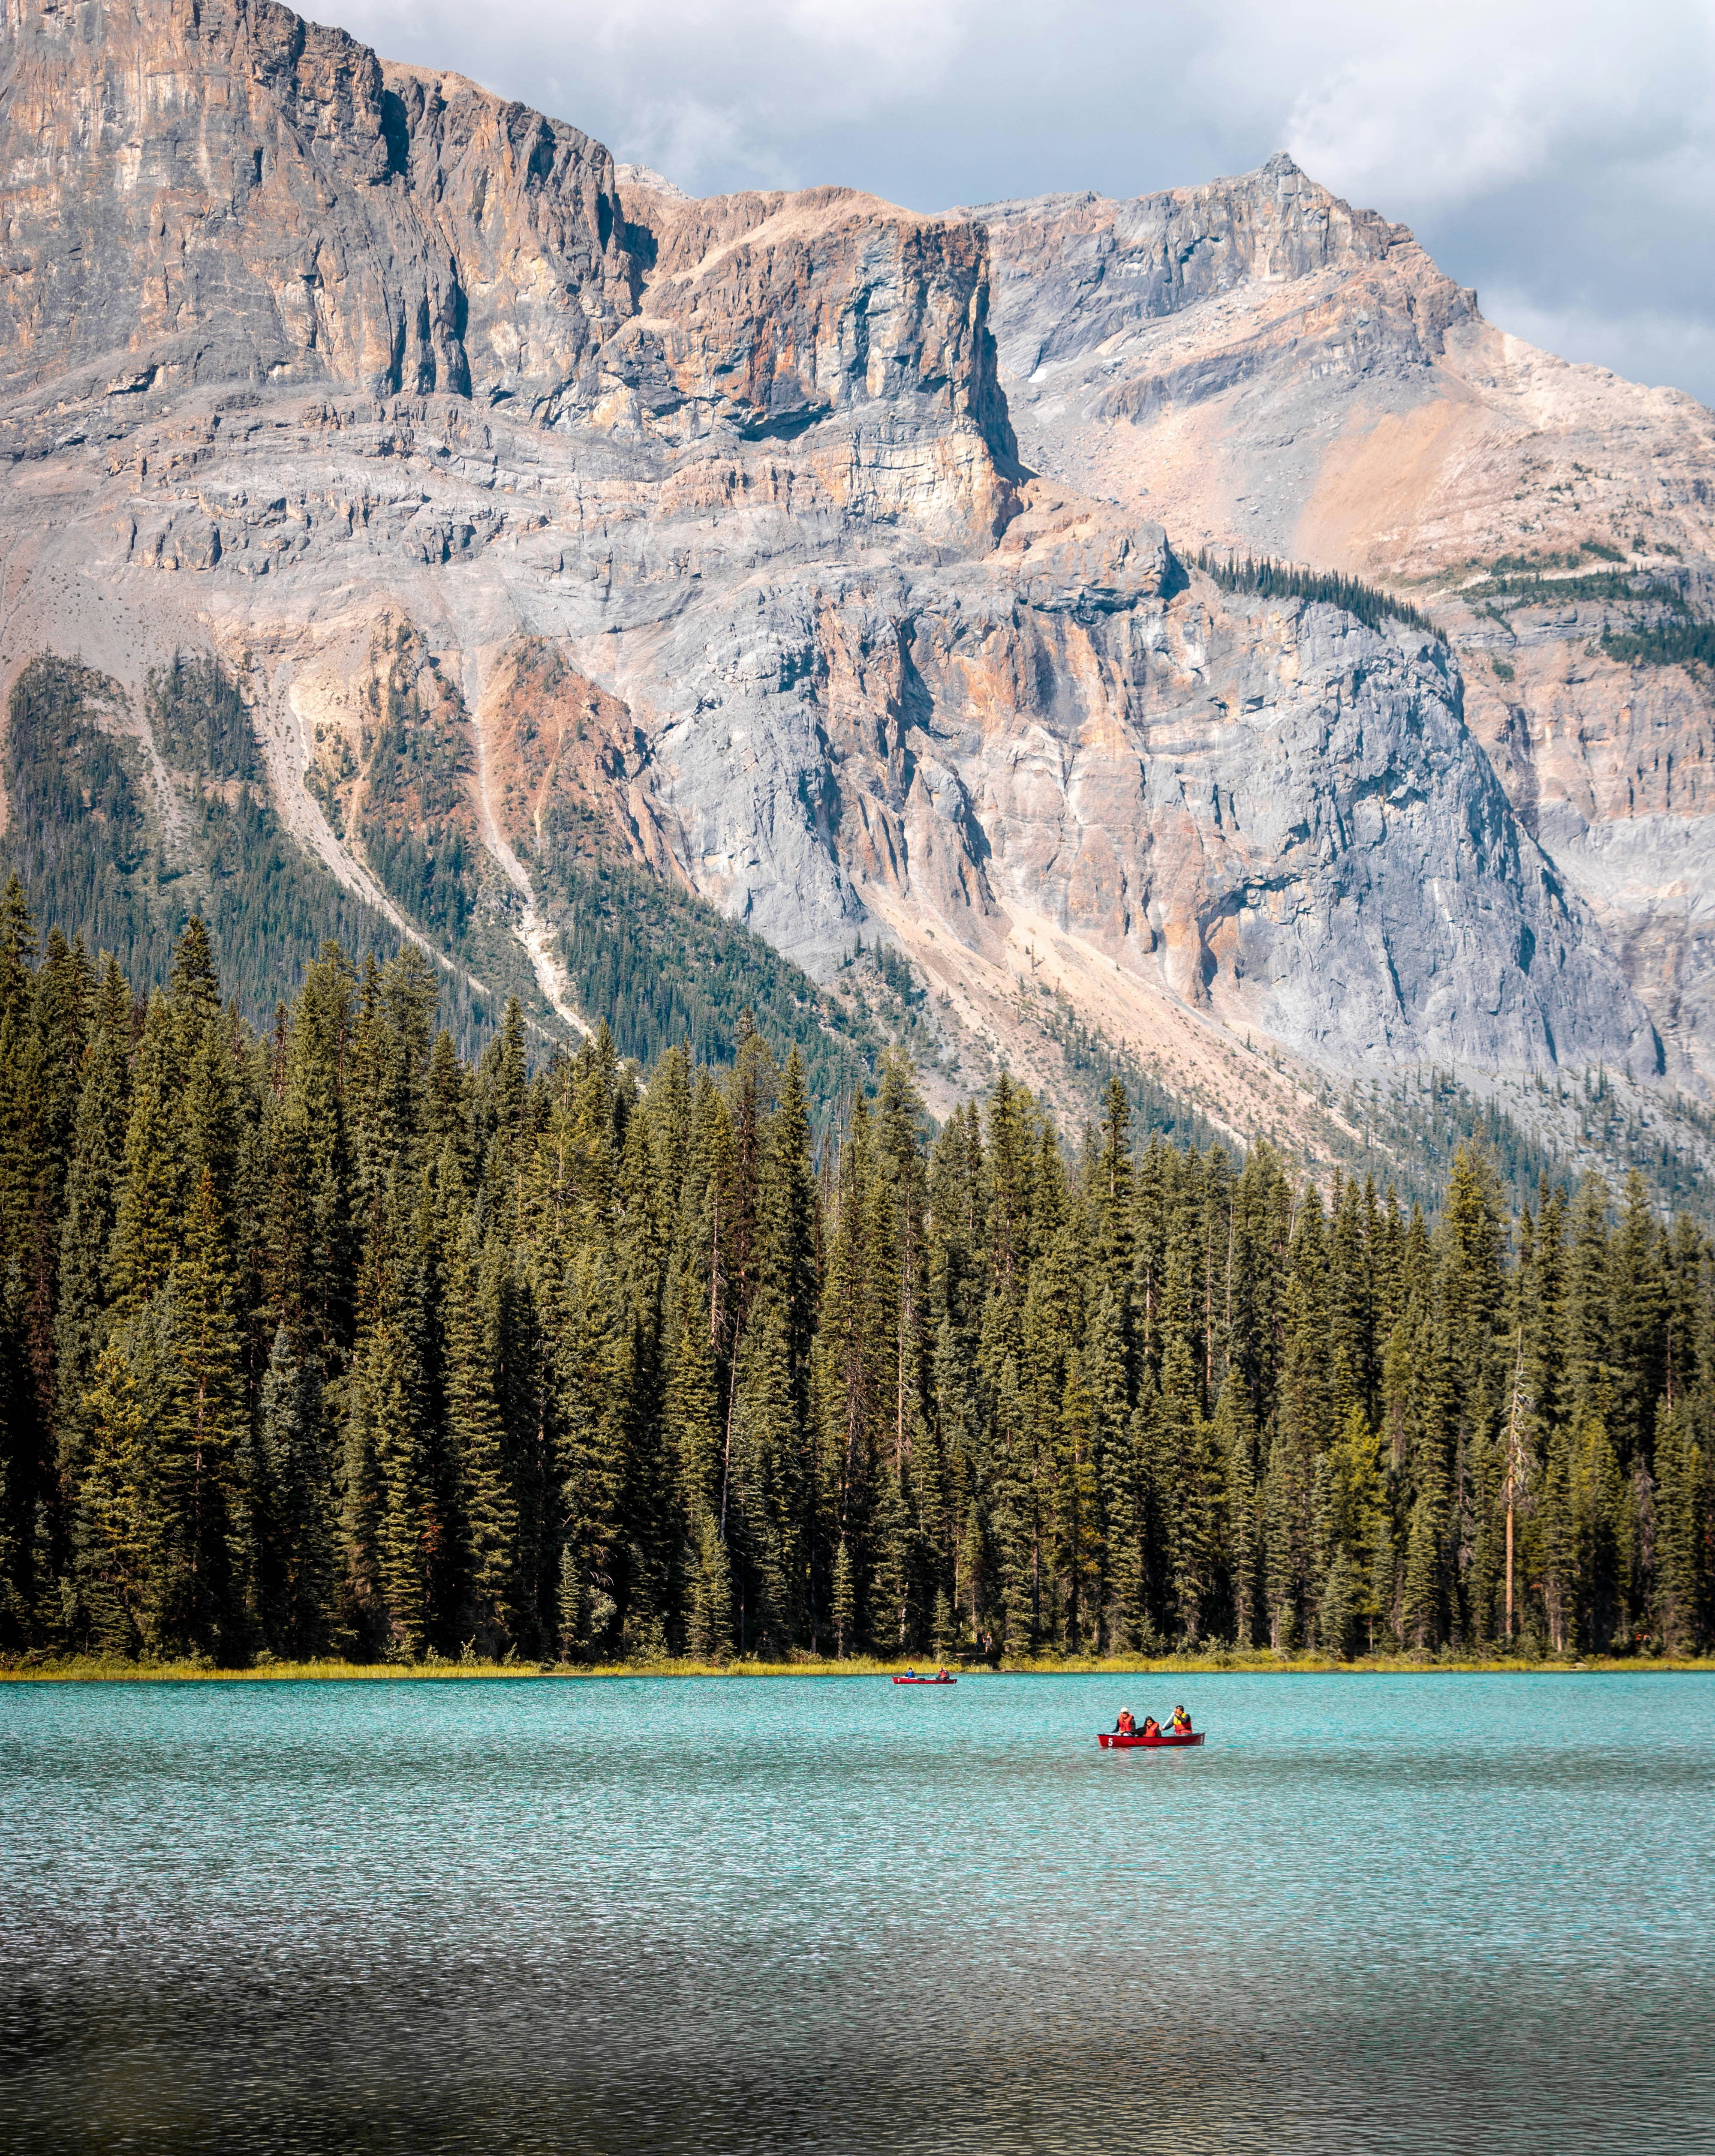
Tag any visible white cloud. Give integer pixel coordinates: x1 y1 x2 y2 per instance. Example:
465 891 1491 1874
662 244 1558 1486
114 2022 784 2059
1273 0 1715 207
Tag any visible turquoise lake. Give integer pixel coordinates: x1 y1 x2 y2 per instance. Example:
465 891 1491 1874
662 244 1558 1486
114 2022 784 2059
2 1671 1712 2153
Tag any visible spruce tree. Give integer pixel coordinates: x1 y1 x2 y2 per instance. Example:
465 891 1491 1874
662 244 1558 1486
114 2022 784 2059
1053 1358 1103 1651
830 1534 854 1660
1212 1377 1260 1647
1654 1395 1706 1652
54 961 134 1503
444 1218 516 1651
368 1316 427 1660
685 1505 733 1663
256 1326 331 1658
72 1336 147 1655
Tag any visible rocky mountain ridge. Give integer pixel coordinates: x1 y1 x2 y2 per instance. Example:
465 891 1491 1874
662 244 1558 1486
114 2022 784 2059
0 0 1702 1179
976 156 1715 1092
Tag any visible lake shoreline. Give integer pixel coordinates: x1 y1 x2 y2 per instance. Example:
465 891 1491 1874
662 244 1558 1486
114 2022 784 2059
6 1650 1712 1683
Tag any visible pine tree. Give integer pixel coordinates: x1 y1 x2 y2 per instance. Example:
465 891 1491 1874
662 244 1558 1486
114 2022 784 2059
72 1335 147 1655
147 1165 250 1658
1323 1405 1387 1655
830 1534 854 1660
818 1096 883 1633
268 952 357 1363
869 1464 917 1655
727 1293 793 1654
1318 1546 1358 1661
368 1317 426 1660
1212 1377 1260 1648
1104 1369 1152 1650
668 1263 722 1534
759 1047 820 1597
1608 1172 1667 1471
1654 1395 1706 1653
54 961 133 1503
990 1349 1041 1653
1569 1411 1627 1653
256 1327 331 1658
1401 1487 1442 1652
1326 1174 1371 1432
1263 1420 1300 1651
1157 1333 1216 1644
1564 1174 1614 1429
444 1219 516 1652
108 997 183 1315
1269 1189 1330 1639
557 1241 629 1659
688 1506 734 1663
1053 1357 1103 1651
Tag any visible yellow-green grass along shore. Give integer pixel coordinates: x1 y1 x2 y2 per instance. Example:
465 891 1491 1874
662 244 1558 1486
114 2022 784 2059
6 1652 1713 1682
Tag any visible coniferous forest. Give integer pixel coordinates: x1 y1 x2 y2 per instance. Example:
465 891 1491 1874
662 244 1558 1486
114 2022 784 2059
1 878 1711 1670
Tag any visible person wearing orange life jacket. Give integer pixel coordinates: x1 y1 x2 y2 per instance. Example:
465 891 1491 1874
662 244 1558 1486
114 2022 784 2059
1113 1709 1136 1737
1170 1704 1192 1734
1140 1715 1162 1739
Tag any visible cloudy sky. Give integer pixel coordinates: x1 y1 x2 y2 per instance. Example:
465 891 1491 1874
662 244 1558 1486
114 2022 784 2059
337 0 1715 407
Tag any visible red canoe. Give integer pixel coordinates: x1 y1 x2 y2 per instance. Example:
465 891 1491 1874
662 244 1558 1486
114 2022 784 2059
892 1675 957 1685
1098 1730 1203 1747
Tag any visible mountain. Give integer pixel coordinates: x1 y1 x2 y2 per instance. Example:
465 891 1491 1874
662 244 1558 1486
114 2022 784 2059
0 0 1706 1183
975 157 1715 1092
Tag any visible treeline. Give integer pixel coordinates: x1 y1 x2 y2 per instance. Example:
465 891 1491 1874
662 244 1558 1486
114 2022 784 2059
1463 568 1651 606
1 882 1711 1668
1601 615 1715 673
1194 550 1444 644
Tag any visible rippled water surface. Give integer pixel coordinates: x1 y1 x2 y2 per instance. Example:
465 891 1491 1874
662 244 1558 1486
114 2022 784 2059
3 1672 1712 2153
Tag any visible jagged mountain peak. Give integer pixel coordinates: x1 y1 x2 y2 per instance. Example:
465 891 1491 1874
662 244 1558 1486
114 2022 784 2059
615 162 692 201
967 152 1459 392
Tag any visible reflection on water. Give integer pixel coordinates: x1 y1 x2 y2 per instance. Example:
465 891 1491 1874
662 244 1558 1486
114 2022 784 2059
2 1673 1712 2153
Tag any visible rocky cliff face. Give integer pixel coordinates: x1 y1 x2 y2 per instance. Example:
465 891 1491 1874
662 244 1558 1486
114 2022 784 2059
0 0 1679 1140
1459 599 1715 1086
0 0 630 414
977 155 1715 1088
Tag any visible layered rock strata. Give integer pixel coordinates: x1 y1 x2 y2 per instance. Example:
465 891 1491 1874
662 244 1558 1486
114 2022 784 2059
976 155 1715 1085
0 0 1673 1122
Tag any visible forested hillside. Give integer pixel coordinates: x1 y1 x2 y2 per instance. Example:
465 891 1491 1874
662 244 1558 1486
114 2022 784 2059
2 655 498 1055
0 881 1709 1668
3 652 917 1126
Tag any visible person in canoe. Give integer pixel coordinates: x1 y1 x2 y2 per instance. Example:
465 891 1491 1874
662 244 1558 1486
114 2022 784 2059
1140 1715 1162 1739
937 1667 950 1682
1113 1709 1136 1737
1170 1704 1193 1734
